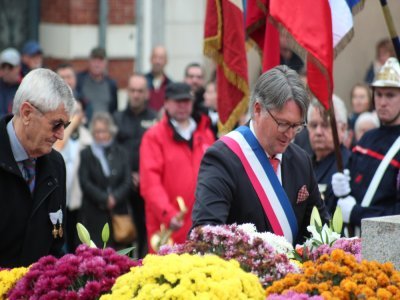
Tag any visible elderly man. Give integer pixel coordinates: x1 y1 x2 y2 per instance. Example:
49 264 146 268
140 82 215 252
307 96 351 214
332 57 400 233
0 68 75 267
192 65 329 245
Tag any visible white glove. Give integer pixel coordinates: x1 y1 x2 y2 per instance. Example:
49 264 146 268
337 196 356 223
331 169 351 197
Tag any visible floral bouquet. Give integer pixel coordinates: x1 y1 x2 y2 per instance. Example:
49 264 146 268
100 253 265 299
294 206 361 262
159 223 299 287
0 267 29 300
8 244 139 299
266 249 400 299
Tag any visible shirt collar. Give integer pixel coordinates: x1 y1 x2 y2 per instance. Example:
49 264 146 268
6 118 29 162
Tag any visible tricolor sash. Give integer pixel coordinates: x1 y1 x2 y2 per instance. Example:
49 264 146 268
220 126 298 243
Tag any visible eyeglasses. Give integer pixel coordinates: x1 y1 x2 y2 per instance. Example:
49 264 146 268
266 109 306 134
30 103 71 132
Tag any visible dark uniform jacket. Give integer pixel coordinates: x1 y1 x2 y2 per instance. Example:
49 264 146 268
192 137 330 246
0 116 66 267
348 125 400 226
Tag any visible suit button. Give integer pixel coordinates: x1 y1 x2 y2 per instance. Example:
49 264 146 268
48 182 53 187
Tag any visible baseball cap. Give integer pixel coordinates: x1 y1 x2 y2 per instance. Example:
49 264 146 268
165 82 193 101
90 47 106 59
22 41 43 56
0 48 21 66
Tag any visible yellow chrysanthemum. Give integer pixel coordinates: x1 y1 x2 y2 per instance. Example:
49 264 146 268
0 267 29 300
101 254 264 300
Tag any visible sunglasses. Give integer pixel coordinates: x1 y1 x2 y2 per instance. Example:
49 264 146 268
30 103 71 132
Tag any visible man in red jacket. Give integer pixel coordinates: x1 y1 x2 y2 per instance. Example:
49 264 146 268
139 82 215 252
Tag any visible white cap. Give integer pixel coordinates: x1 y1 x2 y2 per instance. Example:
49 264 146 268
0 48 21 67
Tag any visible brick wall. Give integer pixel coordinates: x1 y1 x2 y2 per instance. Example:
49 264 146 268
41 0 136 88
44 58 135 89
41 0 135 25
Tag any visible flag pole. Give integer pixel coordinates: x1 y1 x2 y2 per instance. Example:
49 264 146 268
328 96 343 173
379 0 400 60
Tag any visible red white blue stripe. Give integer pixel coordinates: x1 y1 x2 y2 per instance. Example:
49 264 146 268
221 126 298 243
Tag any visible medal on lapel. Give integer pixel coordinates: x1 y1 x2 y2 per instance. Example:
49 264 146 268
49 208 63 238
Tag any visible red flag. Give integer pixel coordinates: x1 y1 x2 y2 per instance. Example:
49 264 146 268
270 0 333 109
247 0 334 109
246 0 280 71
204 0 249 134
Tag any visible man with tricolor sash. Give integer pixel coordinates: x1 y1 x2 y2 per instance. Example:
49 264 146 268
192 65 329 245
332 57 400 234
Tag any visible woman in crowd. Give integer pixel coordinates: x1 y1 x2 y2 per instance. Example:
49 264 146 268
79 112 132 247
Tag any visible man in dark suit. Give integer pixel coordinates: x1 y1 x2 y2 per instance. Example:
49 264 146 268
0 68 75 267
192 65 330 245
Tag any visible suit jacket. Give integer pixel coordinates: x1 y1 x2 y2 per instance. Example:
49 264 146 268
192 139 330 245
0 116 66 267
79 143 132 246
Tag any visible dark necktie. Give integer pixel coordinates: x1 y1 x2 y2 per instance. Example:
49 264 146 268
23 158 36 193
269 156 280 174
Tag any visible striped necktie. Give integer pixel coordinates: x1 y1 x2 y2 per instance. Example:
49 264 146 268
269 156 280 174
23 158 36 193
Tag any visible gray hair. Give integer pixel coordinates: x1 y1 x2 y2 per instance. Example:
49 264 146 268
307 94 348 125
355 112 379 132
90 111 118 137
249 65 309 119
12 68 75 116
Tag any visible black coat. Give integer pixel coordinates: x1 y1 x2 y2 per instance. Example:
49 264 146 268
79 143 132 246
0 116 66 267
192 140 330 245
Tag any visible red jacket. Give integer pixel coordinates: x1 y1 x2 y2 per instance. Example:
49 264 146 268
139 114 215 251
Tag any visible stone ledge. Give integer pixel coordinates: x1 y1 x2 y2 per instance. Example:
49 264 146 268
362 215 400 269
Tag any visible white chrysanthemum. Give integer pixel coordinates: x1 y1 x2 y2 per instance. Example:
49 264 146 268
254 232 293 255
238 223 257 235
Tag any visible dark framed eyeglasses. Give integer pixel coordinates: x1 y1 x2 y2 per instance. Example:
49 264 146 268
30 103 71 132
266 109 306 134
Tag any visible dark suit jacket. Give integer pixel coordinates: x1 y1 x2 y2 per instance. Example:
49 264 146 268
192 139 330 245
0 116 66 267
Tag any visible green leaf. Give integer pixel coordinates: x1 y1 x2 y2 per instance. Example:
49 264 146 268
76 223 91 246
310 206 322 227
324 230 330 244
332 205 343 234
292 249 303 263
117 246 136 257
102 223 110 248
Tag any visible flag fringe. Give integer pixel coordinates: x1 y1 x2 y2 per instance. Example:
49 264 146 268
334 28 354 58
351 0 365 15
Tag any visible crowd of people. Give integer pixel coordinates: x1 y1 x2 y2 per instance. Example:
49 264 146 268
0 38 399 268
